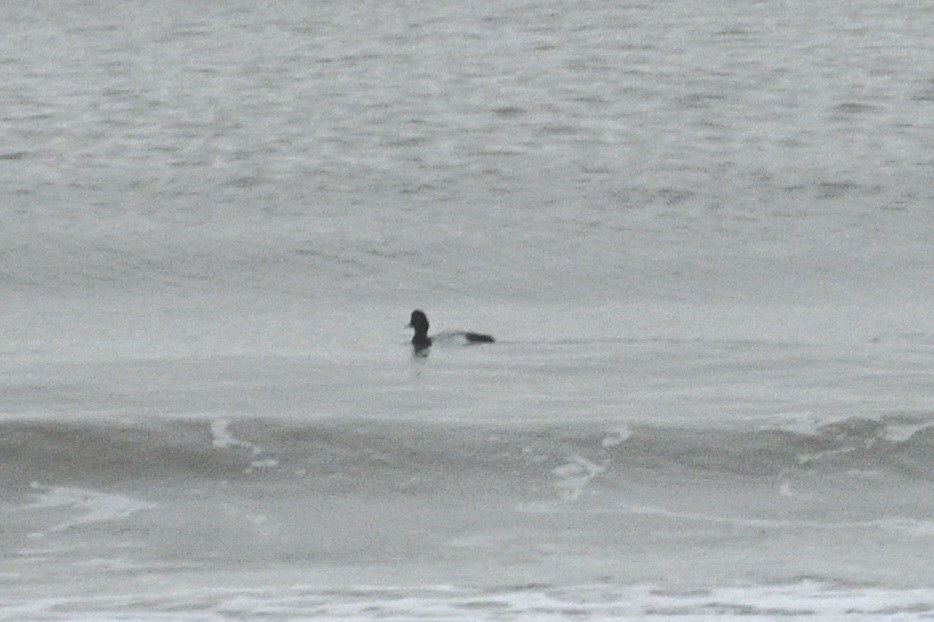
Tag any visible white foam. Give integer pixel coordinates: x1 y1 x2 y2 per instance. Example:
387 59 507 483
796 446 858 465
211 419 280 473
769 412 822 436
601 426 632 448
21 484 156 537
552 456 606 502
621 503 934 537
210 419 258 453
772 415 933 446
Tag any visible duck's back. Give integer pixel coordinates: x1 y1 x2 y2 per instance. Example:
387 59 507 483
464 332 495 344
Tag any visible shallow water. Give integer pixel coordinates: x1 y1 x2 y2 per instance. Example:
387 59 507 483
3 0 934 618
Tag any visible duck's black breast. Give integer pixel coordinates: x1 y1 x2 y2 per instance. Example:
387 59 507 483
408 310 432 351
412 334 432 351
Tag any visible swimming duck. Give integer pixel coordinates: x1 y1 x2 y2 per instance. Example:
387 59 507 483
406 309 495 354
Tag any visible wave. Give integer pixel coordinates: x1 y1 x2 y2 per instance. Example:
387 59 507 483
3 414 933 600
3 414 932 494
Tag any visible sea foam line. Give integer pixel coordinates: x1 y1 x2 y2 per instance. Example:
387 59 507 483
2 581 933 620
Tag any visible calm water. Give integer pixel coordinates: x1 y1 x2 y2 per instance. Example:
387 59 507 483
2 0 934 618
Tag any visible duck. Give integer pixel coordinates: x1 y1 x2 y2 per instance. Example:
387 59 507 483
406 309 495 354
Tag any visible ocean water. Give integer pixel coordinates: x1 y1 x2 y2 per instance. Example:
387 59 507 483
3 0 934 619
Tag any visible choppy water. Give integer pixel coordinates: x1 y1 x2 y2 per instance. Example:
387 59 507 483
3 0 934 619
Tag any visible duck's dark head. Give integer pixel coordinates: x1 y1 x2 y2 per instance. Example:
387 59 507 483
407 309 430 338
